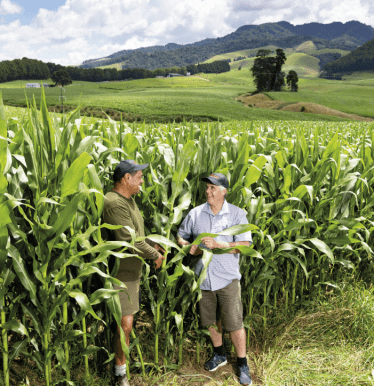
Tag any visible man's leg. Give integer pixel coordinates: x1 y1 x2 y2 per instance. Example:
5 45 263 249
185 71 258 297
114 315 133 365
200 291 227 371
218 280 252 385
208 320 223 347
230 327 246 358
113 315 132 386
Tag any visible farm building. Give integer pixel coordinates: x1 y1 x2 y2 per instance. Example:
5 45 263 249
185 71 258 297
26 83 41 88
167 73 183 77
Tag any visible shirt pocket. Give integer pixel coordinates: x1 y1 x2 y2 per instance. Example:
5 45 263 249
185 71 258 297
215 220 235 242
214 220 234 233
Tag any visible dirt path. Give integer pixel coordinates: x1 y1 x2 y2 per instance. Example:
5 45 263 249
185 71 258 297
236 93 374 122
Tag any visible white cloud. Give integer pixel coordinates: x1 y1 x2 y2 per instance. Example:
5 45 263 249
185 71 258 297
228 0 374 28
0 0 22 16
0 0 373 65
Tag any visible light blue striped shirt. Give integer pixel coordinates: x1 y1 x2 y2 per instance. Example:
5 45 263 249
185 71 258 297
178 200 252 291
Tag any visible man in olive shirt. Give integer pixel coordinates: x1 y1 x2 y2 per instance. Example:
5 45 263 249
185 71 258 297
103 160 165 386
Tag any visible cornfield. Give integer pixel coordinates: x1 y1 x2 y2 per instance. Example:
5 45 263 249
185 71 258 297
1 90 374 385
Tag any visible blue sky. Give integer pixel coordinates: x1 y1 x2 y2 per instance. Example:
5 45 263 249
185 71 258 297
1 0 65 23
0 0 373 66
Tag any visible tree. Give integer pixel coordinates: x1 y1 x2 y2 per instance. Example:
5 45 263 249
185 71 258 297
272 49 286 91
51 69 72 87
251 49 287 91
251 49 273 91
286 70 299 92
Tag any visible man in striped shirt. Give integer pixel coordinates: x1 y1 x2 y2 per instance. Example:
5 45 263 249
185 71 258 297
177 173 253 386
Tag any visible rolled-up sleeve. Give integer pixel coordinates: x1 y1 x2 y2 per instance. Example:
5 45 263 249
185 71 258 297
177 212 193 241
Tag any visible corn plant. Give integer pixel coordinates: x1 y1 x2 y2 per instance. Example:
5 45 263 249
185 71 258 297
1 92 374 384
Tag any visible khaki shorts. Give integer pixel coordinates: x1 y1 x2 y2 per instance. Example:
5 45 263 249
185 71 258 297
113 279 141 316
199 279 243 332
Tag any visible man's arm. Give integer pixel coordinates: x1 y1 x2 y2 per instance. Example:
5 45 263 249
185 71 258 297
177 212 203 256
201 209 252 253
177 235 203 256
104 199 165 267
200 238 250 253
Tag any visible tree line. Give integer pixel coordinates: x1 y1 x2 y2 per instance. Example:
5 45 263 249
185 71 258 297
0 57 50 83
0 58 230 85
321 37 374 76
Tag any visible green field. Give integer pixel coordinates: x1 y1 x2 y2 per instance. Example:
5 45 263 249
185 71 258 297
97 63 122 70
267 77 374 118
1 67 374 122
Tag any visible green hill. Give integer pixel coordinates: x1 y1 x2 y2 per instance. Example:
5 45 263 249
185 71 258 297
293 41 317 52
203 46 278 63
210 50 321 78
283 53 320 77
323 38 374 74
205 44 347 76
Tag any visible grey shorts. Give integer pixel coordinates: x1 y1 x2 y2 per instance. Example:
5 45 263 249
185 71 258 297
199 279 243 332
113 279 141 316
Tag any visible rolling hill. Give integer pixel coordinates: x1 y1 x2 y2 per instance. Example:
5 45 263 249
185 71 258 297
205 48 333 78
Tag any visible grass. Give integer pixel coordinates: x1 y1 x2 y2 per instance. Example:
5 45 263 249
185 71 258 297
1 68 374 122
7 281 374 385
282 53 320 78
208 49 322 78
255 281 374 385
293 40 317 52
98 63 123 70
203 46 279 63
308 48 350 56
267 77 374 118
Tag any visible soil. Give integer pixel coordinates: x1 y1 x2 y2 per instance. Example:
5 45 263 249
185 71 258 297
236 93 374 122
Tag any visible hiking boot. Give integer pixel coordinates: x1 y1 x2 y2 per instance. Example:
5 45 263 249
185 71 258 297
204 352 227 371
238 364 252 385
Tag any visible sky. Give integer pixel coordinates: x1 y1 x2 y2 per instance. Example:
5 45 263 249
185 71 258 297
0 0 373 66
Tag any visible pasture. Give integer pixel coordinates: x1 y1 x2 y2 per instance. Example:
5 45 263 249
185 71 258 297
2 67 374 123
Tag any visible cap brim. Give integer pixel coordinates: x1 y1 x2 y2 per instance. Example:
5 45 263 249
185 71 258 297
201 177 220 185
134 163 149 171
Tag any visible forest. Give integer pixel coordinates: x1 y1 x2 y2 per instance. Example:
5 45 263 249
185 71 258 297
0 58 230 84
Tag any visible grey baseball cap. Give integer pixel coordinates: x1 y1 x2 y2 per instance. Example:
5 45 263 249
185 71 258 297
113 160 148 182
201 172 229 189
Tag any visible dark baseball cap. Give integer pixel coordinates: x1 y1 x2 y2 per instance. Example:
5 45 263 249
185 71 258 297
201 172 229 189
113 160 149 182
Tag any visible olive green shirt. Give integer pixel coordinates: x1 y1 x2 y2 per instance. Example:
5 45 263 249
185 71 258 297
103 190 158 281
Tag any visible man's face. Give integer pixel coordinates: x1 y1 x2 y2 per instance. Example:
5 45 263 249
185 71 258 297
205 183 226 205
126 170 144 195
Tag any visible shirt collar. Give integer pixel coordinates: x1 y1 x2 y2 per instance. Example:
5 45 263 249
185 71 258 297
202 200 229 216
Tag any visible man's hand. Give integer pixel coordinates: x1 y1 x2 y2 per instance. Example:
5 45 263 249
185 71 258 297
201 237 219 250
190 244 203 256
154 243 166 254
154 253 166 269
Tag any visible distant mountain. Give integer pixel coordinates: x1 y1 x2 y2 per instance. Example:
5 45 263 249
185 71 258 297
80 21 374 70
276 21 374 44
322 37 374 74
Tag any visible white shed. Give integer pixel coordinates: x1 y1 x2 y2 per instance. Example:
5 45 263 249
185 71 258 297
26 83 41 88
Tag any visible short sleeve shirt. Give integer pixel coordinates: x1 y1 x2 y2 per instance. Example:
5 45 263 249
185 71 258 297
177 200 252 291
